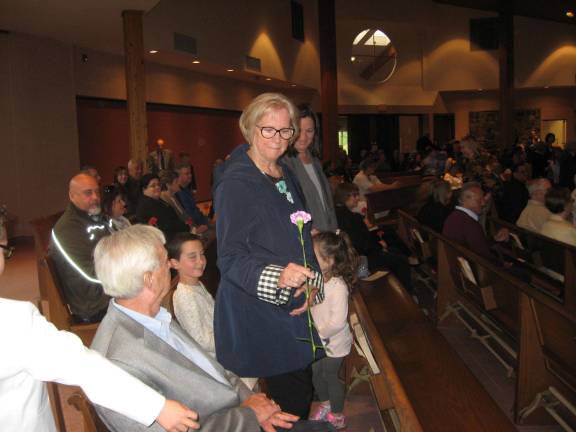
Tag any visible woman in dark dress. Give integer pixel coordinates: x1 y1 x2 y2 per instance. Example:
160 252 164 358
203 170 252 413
417 179 453 233
136 174 188 241
213 93 326 420
334 182 412 291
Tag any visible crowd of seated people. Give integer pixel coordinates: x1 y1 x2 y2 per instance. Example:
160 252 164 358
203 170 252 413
21 91 576 431
410 134 576 248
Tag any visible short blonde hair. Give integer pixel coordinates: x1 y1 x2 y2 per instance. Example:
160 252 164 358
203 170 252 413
94 225 166 299
239 93 299 145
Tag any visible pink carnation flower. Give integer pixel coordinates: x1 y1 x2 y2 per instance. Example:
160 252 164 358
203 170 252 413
290 211 312 226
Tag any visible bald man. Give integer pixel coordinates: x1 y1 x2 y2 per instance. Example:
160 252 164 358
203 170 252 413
48 173 111 322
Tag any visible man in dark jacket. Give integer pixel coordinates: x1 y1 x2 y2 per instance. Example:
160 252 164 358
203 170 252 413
443 182 509 260
48 173 111 322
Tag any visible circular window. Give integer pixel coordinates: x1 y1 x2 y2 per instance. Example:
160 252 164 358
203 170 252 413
351 29 397 83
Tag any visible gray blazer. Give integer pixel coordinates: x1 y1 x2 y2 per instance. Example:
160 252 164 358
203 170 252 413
90 302 260 432
283 155 338 232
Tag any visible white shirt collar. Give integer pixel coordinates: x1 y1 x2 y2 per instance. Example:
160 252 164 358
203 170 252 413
455 205 479 222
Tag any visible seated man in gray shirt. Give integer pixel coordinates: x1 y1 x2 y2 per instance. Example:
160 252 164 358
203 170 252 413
91 225 334 432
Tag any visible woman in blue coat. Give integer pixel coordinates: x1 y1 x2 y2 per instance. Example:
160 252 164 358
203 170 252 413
214 93 325 419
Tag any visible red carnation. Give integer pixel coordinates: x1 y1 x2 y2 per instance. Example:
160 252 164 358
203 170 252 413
148 217 158 226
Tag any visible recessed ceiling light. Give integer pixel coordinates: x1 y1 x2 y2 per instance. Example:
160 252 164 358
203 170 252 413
544 85 550 89
192 60 200 64
265 77 272 81
566 10 574 18
478 88 483 91
226 69 234 72
291 84 297 87
149 50 158 54
351 56 356 62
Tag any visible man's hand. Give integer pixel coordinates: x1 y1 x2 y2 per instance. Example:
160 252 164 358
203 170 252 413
156 400 199 432
260 412 300 432
494 227 510 242
241 393 280 424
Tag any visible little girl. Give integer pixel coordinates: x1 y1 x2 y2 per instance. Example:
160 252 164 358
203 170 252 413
166 232 215 356
310 230 358 430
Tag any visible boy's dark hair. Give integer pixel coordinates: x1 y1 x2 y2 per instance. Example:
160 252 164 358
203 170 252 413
313 231 359 288
166 232 204 260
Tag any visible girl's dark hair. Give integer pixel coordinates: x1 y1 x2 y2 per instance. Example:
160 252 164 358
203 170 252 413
101 185 126 216
286 103 321 158
313 231 359 288
334 182 359 206
166 232 204 260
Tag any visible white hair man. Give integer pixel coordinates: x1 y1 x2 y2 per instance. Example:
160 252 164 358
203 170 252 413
91 225 331 432
0 229 200 432
517 178 552 232
49 173 111 322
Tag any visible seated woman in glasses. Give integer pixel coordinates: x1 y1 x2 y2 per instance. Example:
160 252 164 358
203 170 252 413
102 185 131 232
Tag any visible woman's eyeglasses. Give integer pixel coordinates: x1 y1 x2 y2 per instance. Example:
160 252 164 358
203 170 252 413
256 126 295 140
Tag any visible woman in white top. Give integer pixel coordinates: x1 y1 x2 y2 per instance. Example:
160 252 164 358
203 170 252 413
167 232 215 355
353 158 399 199
309 231 358 430
0 234 198 432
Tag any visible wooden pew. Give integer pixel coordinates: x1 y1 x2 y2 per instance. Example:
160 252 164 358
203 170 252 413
352 273 516 431
31 213 98 345
487 216 576 306
398 210 576 426
365 175 434 225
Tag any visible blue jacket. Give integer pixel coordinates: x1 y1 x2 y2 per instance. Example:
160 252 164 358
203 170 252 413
175 188 209 226
214 144 324 377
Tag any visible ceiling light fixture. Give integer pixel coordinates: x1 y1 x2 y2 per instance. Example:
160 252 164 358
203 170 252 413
149 50 158 54
226 69 234 72
192 60 200 64
566 10 574 18
291 84 297 87
265 77 272 81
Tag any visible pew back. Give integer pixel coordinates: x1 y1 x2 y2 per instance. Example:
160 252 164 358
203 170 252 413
398 210 576 425
365 175 434 225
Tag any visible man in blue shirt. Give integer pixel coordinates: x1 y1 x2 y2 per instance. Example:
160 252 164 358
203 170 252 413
174 163 209 234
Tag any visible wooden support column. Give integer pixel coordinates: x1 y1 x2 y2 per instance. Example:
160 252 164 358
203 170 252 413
498 3 514 149
122 10 148 164
318 0 339 162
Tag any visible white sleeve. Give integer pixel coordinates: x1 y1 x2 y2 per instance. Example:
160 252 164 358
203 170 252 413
312 278 349 339
21 303 165 426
